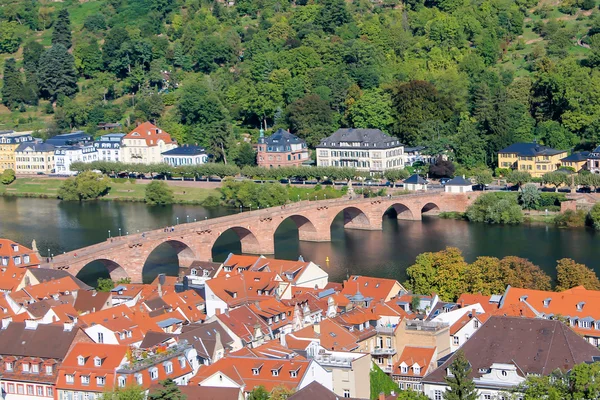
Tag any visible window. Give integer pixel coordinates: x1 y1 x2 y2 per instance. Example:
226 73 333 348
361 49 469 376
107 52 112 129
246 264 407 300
179 357 186 369
252 368 260 376
434 390 443 400
7 383 14 394
46 365 53 375
97 332 104 343
165 362 173 374
96 376 106 386
414 366 421 375
502 370 508 376
343 390 350 398
17 384 24 394
484 394 492 400
66 374 74 384
46 387 53 397
453 336 459 345
77 356 85 366
81 375 90 385
5 361 13 371
290 370 297 378
22 363 29 372
150 368 158 380
32 363 39 373
36 386 43 396
27 385 33 395
401 366 408 374
474 320 479 328
94 357 102 367
118 376 126 387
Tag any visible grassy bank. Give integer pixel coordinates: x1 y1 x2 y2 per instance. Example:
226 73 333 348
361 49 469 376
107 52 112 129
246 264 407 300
0 178 219 204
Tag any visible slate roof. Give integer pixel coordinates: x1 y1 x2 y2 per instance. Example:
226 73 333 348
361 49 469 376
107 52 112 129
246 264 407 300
404 174 427 184
139 331 176 349
15 142 56 153
288 381 367 400
561 151 589 162
258 129 305 148
150 385 242 400
317 128 402 149
73 290 112 314
498 142 565 157
27 269 90 290
422 316 600 384
46 132 91 146
162 145 206 156
445 176 472 186
0 322 81 359
178 320 235 359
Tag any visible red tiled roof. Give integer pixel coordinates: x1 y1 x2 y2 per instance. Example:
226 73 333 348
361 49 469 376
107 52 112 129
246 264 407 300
293 319 358 351
216 305 271 344
0 239 40 268
0 266 26 291
23 276 81 300
206 271 285 308
341 276 404 302
456 293 498 313
393 346 436 377
123 122 174 147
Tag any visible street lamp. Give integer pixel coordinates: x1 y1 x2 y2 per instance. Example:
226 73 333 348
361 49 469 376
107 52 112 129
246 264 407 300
297 195 300 202
249 203 252 212
48 248 50 257
194 218 197 222
108 230 111 238
325 194 327 200
239 205 242 213
176 217 179 225
315 195 317 201
118 228 121 236
187 215 189 223
205 216 207 220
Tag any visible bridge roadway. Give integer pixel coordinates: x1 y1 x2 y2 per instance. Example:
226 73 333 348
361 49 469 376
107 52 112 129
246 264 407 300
43 190 478 283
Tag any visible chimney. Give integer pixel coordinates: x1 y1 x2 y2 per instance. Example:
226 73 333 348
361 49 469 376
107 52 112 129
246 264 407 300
25 319 38 330
379 392 386 400
64 322 73 332
92 291 97 297
314 322 320 334
1 317 12 329
280 332 287 347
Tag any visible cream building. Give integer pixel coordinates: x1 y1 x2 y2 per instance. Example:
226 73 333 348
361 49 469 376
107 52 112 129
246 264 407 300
121 122 177 164
316 128 405 175
14 143 56 175
0 131 34 172
498 142 567 178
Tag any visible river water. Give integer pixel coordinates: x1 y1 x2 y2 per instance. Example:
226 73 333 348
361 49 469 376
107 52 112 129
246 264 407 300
1 197 599 285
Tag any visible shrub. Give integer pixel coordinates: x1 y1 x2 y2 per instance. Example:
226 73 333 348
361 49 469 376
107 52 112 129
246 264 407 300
0 169 16 185
554 210 587 228
588 203 600 230
58 171 111 201
144 181 174 206
466 192 523 224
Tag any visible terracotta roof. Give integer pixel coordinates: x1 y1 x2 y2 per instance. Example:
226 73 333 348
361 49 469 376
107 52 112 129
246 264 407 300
288 381 366 400
393 346 436 377
0 239 40 268
123 122 174 147
293 319 358 351
423 316 600 384
341 276 404 302
456 293 499 313
216 305 271 344
0 266 27 291
232 339 301 360
23 276 82 300
249 297 293 331
56 343 128 392
449 310 486 336
223 255 315 285
206 271 285 308
159 290 205 322
178 320 235 359
190 356 311 392
27 269 91 290
150 385 242 400
74 291 112 314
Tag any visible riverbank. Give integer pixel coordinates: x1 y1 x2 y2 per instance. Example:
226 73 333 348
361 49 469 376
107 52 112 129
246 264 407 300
0 178 220 204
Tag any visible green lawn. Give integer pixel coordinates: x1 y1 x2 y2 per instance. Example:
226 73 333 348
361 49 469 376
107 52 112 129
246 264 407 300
0 178 219 204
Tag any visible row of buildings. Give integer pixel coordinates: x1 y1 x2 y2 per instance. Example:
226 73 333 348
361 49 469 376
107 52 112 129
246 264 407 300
0 123 209 175
1 238 599 400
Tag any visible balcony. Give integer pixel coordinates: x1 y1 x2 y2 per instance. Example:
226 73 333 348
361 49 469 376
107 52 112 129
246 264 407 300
405 320 448 332
372 347 396 356
382 365 394 373
376 326 395 335
313 354 353 368
117 341 191 373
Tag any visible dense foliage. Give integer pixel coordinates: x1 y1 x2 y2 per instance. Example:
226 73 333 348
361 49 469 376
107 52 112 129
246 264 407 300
0 169 15 185
144 180 174 205
443 350 478 400
404 247 553 301
516 362 600 400
466 192 524 224
57 171 111 201
1 0 599 166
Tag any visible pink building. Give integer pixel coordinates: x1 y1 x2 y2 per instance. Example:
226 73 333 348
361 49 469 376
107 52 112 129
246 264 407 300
256 129 310 168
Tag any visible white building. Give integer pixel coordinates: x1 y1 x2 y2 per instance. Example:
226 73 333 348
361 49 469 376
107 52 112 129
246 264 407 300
14 142 55 175
93 133 125 162
162 145 208 166
54 145 98 175
316 128 405 174
403 174 428 191
121 122 177 164
444 176 473 193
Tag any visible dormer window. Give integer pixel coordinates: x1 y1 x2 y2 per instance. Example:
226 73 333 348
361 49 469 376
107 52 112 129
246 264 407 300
150 368 159 380
257 290 262 296
191 269 197 276
97 376 105 386
136 374 143 385
23 255 30 264
164 362 173 374
22 363 29 372
232 292 237 299
401 365 408 374
94 357 102 367
45 365 53 375
31 363 39 374
77 356 85 366
127 330 132 338
118 376 126 387
543 298 551 308
81 375 90 385
519 295 528 302
179 357 186 369
290 370 298 378
577 302 585 311
66 374 74 384
268 318 272 325
11 244 18 252
13 256 21 265
272 368 280 377
5 361 13 371
414 366 421 375
252 368 260 375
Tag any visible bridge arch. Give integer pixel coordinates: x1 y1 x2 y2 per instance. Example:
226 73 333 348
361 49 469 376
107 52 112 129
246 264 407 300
212 226 264 258
383 203 415 221
76 258 129 284
421 202 441 215
144 239 197 270
275 214 322 242
331 205 373 231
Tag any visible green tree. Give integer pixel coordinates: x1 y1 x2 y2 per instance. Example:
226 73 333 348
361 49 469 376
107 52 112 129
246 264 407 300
248 386 269 400
51 9 72 49
0 169 16 185
466 193 523 224
588 203 600 230
38 44 78 101
443 350 478 400
370 363 401 400
74 38 103 78
384 169 410 187
286 94 335 147
0 21 21 54
148 379 186 400
411 295 421 311
555 258 600 291
145 181 174 206
345 88 394 132
178 81 228 126
2 58 23 110
506 170 531 189
542 171 567 191
519 183 541 211
100 384 145 400
58 171 111 201
233 142 257 167
474 170 493 187
315 0 351 33
97 277 114 292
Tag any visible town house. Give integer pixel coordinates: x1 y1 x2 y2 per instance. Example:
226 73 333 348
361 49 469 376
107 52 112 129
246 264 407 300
121 122 177 164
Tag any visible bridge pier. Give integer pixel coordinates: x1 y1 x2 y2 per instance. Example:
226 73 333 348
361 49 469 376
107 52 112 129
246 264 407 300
298 229 331 242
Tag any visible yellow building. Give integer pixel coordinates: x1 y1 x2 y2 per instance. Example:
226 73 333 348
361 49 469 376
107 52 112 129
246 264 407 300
561 151 589 173
14 142 56 174
497 142 567 178
0 131 35 172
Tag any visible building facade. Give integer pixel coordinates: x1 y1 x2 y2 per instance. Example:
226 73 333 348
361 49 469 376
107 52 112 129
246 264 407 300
162 145 208 166
93 134 125 162
588 146 600 173
498 142 567 178
256 129 309 168
121 122 177 164
14 143 56 175
0 132 34 172
54 145 98 175
316 129 404 174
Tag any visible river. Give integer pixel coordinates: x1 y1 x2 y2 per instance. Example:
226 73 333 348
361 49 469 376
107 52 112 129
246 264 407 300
1 197 599 285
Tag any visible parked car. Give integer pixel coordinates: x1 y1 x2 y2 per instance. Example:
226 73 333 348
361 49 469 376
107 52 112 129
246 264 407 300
440 178 451 185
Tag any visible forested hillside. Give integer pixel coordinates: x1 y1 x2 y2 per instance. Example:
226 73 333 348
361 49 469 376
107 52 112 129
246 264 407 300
1 0 599 167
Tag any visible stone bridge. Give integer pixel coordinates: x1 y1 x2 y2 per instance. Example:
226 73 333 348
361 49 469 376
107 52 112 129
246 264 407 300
44 190 480 282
